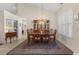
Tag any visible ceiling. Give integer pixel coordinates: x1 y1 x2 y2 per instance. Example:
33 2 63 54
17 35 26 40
0 3 63 13
29 3 63 12
0 3 16 13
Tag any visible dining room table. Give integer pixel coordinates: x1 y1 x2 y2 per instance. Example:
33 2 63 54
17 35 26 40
27 29 56 44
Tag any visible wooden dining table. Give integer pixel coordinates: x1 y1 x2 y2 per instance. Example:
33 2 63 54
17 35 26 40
27 29 56 44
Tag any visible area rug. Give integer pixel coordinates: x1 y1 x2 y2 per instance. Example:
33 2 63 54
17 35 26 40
7 40 73 55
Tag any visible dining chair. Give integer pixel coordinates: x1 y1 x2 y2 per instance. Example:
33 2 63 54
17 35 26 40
27 29 34 44
49 29 57 42
34 34 41 43
42 34 49 43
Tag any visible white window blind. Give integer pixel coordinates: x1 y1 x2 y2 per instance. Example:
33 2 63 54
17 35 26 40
58 10 73 38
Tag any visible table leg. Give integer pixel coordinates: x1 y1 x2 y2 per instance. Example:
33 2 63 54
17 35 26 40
10 37 12 43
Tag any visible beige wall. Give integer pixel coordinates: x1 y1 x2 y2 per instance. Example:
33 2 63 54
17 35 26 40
16 4 56 29
56 3 79 54
0 11 5 43
0 10 24 44
4 10 18 32
4 10 23 39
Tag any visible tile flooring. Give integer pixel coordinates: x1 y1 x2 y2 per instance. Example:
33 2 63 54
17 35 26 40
0 36 26 55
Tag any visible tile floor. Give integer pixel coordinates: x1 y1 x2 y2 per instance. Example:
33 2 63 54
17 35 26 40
0 36 26 55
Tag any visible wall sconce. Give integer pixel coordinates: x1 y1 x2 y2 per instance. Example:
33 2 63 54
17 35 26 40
74 14 79 21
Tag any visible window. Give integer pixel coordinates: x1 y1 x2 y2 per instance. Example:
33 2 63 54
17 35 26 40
58 10 73 38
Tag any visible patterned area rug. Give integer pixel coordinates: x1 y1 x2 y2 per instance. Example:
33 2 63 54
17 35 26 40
7 40 73 55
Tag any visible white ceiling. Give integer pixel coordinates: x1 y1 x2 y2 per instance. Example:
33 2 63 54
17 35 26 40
29 3 63 12
0 3 63 13
0 3 16 13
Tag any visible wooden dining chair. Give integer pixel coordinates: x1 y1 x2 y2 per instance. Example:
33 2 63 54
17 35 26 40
49 29 57 42
42 34 49 43
27 29 34 44
34 34 41 43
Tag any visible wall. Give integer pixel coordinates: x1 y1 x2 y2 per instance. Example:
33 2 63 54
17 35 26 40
22 18 27 36
16 4 56 29
4 10 23 39
0 10 26 44
17 18 22 39
56 3 79 54
4 10 23 41
0 11 5 43
4 10 18 32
